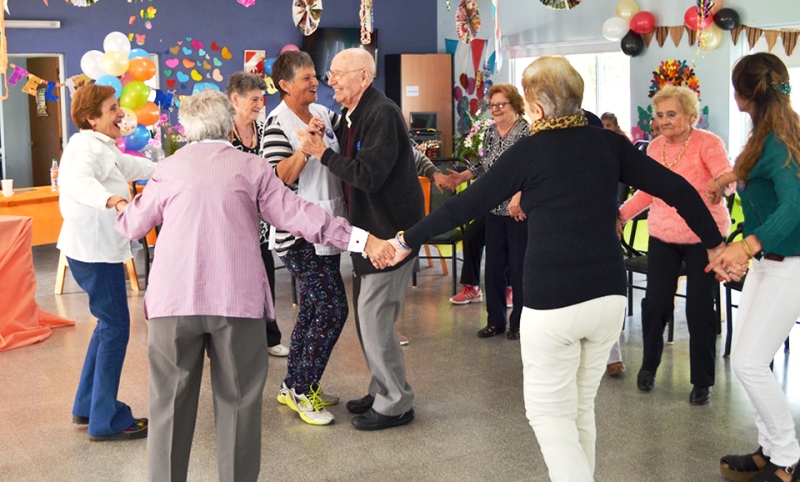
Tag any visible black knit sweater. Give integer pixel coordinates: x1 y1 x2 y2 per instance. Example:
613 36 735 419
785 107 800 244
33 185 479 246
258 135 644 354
404 126 724 310
320 86 424 275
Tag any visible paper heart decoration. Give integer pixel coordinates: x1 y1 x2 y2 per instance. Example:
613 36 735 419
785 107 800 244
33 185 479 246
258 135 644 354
182 47 193 56
177 41 183 45
202 61 211 70
182 59 196 68
128 33 134 41
211 41 221 51
145 21 152 30
163 69 173 77
169 46 179 55
221 47 233 60
181 84 187 90
165 58 179 69
213 57 223 67
198 49 206 56
212 68 223 82
191 39 204 50
466 77 475 95
176 71 190 82
191 70 203 81
135 34 146 45
166 79 176 89
206 73 211 79
205 54 210 60
186 37 192 42
459 73 468 89
129 16 136 25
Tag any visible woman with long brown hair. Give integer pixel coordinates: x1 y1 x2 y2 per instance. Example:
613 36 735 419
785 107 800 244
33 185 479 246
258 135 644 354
707 52 800 482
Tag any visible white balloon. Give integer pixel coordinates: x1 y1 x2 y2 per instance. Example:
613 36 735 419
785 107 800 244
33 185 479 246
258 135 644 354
602 17 631 42
80 50 106 80
103 31 131 54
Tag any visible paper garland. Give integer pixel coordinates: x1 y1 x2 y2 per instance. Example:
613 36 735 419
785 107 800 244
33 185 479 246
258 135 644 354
455 0 480 44
360 0 373 45
293 0 322 37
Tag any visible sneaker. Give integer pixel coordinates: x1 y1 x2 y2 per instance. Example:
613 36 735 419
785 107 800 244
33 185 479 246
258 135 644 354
450 285 482 305
89 418 148 441
506 287 513 308
268 344 289 357
285 383 335 425
279 382 339 407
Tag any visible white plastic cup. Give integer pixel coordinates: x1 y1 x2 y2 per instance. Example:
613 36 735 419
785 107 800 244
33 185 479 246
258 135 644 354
1 179 12 197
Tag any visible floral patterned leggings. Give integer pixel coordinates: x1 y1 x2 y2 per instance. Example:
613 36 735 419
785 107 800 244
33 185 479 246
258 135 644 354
281 241 348 394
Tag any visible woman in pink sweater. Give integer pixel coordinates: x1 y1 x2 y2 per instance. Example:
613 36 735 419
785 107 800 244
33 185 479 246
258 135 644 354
619 85 731 405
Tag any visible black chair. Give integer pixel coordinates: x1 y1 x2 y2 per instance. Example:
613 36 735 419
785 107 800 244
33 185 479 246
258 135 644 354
411 157 470 296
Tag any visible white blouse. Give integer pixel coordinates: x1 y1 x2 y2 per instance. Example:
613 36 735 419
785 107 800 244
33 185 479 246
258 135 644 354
57 130 155 263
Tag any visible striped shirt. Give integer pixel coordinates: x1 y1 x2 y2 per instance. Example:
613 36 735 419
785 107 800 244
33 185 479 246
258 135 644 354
115 140 364 321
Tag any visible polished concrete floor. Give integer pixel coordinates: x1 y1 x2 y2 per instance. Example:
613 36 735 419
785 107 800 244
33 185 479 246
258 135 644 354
2 245 800 481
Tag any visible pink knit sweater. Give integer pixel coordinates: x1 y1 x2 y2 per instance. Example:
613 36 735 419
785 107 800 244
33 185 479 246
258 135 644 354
620 128 732 244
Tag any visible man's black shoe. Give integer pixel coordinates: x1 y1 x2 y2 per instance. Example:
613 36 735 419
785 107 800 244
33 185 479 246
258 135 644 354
351 407 415 431
637 370 655 392
346 394 374 414
689 385 712 405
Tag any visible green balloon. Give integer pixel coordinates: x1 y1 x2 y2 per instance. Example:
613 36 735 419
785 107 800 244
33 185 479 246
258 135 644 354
119 81 150 110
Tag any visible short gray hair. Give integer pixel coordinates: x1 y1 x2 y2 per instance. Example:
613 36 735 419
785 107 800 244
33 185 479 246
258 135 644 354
226 71 266 98
521 56 584 119
179 90 235 142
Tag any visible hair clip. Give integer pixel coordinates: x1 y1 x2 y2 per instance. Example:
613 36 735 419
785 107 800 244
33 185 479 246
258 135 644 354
775 81 792 95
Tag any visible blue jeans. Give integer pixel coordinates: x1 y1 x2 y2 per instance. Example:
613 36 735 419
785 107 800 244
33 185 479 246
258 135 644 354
68 258 136 436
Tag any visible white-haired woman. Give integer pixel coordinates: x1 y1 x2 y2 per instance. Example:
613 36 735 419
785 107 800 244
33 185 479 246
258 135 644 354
619 85 732 405
115 90 393 482
389 56 727 481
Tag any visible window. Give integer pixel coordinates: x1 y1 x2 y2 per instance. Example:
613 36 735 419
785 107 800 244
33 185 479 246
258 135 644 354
510 52 631 132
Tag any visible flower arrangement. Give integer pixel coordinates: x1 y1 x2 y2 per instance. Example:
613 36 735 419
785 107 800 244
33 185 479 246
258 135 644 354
454 112 494 161
154 113 186 157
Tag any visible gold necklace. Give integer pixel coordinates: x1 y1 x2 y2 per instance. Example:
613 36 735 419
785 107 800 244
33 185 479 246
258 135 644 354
661 132 691 170
233 121 257 149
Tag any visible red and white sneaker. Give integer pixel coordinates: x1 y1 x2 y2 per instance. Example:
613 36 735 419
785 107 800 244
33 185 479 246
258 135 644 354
450 285 482 305
506 287 513 308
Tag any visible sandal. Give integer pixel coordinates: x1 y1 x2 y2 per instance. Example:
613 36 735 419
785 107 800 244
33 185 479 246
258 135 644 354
89 418 148 442
720 447 770 482
477 325 504 338
747 461 800 482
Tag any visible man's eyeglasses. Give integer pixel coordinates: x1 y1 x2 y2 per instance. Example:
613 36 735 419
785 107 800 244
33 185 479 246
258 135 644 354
489 102 509 110
325 69 363 82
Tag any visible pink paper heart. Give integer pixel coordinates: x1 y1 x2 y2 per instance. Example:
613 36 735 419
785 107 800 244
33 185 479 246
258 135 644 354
191 39 204 50
165 58 179 69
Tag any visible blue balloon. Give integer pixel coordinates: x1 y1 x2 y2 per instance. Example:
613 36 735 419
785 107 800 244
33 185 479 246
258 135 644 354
95 75 122 99
123 124 151 152
263 57 276 76
129 48 149 60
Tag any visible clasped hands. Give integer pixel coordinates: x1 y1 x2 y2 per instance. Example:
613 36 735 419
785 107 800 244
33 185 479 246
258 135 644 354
295 116 328 160
364 234 413 270
705 241 752 283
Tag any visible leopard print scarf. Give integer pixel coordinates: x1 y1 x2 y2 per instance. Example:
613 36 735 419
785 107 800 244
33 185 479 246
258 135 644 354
529 113 588 135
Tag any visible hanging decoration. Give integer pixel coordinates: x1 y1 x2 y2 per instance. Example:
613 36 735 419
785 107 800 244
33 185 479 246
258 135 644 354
0 1 7 100
455 0 480 44
238 0 256 6
293 0 322 36
491 0 502 73
359 0 373 44
67 0 100 6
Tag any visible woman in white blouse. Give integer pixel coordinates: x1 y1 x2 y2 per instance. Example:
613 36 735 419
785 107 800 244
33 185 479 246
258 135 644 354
57 84 155 441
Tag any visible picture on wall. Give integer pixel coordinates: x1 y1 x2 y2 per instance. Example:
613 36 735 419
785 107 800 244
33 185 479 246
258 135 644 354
244 50 266 75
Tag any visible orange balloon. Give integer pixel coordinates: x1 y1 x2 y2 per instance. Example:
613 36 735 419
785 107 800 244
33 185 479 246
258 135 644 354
128 57 156 82
133 101 160 126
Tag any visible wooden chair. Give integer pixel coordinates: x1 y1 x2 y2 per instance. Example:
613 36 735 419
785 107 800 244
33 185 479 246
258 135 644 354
55 251 140 294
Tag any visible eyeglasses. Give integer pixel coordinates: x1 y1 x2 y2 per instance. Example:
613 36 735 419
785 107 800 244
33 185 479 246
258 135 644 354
325 69 363 82
489 102 509 110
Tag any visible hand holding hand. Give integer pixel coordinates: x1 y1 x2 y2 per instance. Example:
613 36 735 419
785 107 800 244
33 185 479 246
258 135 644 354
508 192 526 222
365 234 396 269
433 172 457 193
445 168 468 187
388 237 412 267
706 178 723 205
305 116 325 136
295 127 326 159
705 241 748 283
616 217 625 239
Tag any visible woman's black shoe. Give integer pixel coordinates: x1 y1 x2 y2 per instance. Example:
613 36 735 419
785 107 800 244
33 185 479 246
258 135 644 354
506 330 520 340
637 370 655 392
477 325 505 338
719 446 769 481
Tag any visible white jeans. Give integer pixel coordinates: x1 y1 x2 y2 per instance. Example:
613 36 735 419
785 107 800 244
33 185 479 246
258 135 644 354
520 295 626 482
731 256 800 466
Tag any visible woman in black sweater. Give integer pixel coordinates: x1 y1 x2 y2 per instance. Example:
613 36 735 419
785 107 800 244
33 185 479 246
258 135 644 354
391 56 727 481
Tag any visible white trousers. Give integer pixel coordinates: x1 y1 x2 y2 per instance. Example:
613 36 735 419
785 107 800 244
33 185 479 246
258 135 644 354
521 295 626 482
731 256 800 466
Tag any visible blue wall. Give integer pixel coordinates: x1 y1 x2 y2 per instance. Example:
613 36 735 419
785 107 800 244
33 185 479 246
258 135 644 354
6 0 438 132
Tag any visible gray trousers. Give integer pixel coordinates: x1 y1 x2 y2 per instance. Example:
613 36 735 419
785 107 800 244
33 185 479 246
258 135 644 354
353 259 415 416
147 316 268 482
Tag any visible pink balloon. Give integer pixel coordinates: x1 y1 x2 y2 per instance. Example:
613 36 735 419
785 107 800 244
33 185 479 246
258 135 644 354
120 73 134 87
280 44 300 53
466 77 476 95
453 86 463 102
116 137 127 151
127 150 145 157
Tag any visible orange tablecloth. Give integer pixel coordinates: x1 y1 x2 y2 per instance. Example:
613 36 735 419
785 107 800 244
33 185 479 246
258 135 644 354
0 186 62 246
0 215 74 351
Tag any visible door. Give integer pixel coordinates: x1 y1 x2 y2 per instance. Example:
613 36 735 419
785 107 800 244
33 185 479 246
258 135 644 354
26 57 63 186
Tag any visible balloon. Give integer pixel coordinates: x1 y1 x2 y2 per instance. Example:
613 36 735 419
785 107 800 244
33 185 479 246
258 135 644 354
103 31 131 55
469 98 479 116
615 0 640 22
620 31 645 57
140 143 166 162
263 57 276 76
80 50 106 80
116 137 127 152
466 76 475 95
133 101 159 126
699 24 724 50
629 11 656 35
684 6 713 31
128 57 156 82
280 44 300 53
119 107 138 136
101 50 130 77
120 73 134 87
123 124 151 152
128 48 149 59
602 17 630 41
119 81 150 110
95 75 123 98
713 8 739 31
